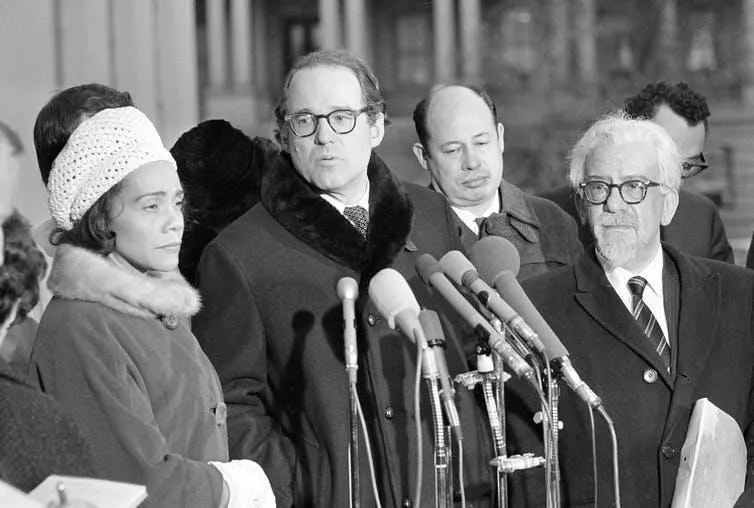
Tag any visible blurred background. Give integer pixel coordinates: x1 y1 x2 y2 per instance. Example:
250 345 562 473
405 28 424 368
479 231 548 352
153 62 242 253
2 0 754 261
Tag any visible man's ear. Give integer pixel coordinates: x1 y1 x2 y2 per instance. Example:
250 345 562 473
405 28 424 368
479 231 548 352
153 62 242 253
412 143 429 171
660 188 679 226
370 112 386 148
575 192 589 225
497 122 505 154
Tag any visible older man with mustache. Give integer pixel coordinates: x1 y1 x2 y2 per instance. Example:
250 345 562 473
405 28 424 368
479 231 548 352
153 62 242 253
504 112 754 507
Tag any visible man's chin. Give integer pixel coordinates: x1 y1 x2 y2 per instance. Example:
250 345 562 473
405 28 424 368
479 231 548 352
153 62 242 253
595 235 637 269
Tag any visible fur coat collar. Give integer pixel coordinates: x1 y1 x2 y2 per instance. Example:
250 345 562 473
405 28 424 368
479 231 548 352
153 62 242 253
48 244 201 318
262 151 414 287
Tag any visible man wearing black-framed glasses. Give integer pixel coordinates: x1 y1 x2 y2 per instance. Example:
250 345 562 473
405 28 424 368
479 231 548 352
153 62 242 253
193 49 494 507
508 113 754 508
539 81 734 264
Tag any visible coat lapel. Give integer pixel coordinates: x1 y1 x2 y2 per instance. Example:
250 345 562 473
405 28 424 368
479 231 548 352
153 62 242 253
573 251 675 387
659 245 720 440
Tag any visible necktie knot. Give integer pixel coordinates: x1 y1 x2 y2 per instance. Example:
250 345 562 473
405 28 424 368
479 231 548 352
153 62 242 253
628 276 648 298
474 216 488 237
344 205 369 237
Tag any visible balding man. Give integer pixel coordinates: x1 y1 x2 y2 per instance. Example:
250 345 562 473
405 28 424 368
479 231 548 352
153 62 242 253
412 85 582 280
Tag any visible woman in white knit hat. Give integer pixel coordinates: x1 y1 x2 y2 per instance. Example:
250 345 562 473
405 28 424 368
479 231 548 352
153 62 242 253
30 106 275 508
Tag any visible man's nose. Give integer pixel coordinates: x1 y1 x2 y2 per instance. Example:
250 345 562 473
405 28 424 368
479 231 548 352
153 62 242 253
463 147 482 171
603 185 625 213
314 117 336 145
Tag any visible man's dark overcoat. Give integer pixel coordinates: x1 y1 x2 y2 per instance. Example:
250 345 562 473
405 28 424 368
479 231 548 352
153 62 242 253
506 245 754 507
455 180 582 281
193 152 494 507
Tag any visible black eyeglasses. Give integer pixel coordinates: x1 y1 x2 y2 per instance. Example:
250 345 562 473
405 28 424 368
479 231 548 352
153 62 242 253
579 179 662 205
681 153 709 178
285 107 370 137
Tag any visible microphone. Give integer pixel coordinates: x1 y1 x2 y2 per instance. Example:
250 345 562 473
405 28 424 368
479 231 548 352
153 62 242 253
470 235 521 280
473 254 602 408
418 309 462 439
368 268 439 379
337 277 359 384
369 269 464 440
439 250 546 354
414 253 535 383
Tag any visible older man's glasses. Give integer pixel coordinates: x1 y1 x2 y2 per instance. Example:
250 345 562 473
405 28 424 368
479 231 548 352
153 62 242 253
285 107 369 137
681 153 709 178
579 179 662 205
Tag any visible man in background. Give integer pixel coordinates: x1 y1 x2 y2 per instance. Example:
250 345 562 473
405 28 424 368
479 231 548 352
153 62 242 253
412 85 582 280
539 81 734 263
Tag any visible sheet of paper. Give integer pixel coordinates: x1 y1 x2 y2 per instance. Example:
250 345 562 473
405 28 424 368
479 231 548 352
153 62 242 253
0 480 45 508
29 475 147 508
671 398 746 508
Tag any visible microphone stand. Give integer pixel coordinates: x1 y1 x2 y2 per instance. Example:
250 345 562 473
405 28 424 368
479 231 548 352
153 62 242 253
455 327 546 508
347 361 360 507
425 374 452 508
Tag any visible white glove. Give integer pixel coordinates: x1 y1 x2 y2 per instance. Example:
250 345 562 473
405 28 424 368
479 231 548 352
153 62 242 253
210 459 276 508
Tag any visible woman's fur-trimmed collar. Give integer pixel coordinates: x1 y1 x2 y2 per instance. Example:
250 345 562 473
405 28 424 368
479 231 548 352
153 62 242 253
262 151 414 288
48 244 201 318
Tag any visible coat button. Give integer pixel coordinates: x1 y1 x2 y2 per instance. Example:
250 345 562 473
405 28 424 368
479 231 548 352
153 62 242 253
643 368 658 384
162 314 178 330
384 406 394 420
662 444 676 459
401 497 412 508
367 314 377 326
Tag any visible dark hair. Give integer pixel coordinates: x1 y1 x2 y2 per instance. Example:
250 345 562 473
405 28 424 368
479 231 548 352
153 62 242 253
0 122 23 155
50 182 125 256
1 210 47 325
33 84 134 185
172 120 279 230
624 81 710 130
273 49 387 146
412 84 499 155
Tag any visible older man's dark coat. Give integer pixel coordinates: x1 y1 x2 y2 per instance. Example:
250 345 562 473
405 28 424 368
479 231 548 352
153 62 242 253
505 245 754 507
455 180 582 281
193 152 494 507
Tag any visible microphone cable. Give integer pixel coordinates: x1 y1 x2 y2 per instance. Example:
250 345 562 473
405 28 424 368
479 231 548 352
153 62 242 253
352 383 384 508
412 331 424 508
587 400 599 507
597 404 621 508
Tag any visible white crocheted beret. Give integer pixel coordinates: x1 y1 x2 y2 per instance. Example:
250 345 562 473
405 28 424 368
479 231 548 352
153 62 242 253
47 106 177 230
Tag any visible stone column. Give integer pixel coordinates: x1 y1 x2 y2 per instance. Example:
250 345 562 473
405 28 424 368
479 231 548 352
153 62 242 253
344 0 367 59
574 0 597 86
207 0 228 89
319 0 341 50
459 0 481 84
230 0 252 89
656 0 679 77
433 0 456 83
742 0 754 104
549 0 570 83
253 0 269 94
58 0 112 86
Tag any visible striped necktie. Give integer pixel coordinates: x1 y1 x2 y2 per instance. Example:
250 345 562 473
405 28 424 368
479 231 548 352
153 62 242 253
627 276 670 372
344 205 369 237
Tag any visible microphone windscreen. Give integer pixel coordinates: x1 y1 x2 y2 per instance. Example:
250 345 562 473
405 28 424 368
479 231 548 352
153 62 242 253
336 277 359 301
494 270 568 359
470 236 522 282
418 309 445 345
368 268 420 331
438 250 475 286
415 253 443 285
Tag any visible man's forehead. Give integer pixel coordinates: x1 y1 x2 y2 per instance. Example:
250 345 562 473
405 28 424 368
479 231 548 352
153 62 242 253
287 65 363 110
585 141 659 178
426 87 496 139
651 104 705 156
